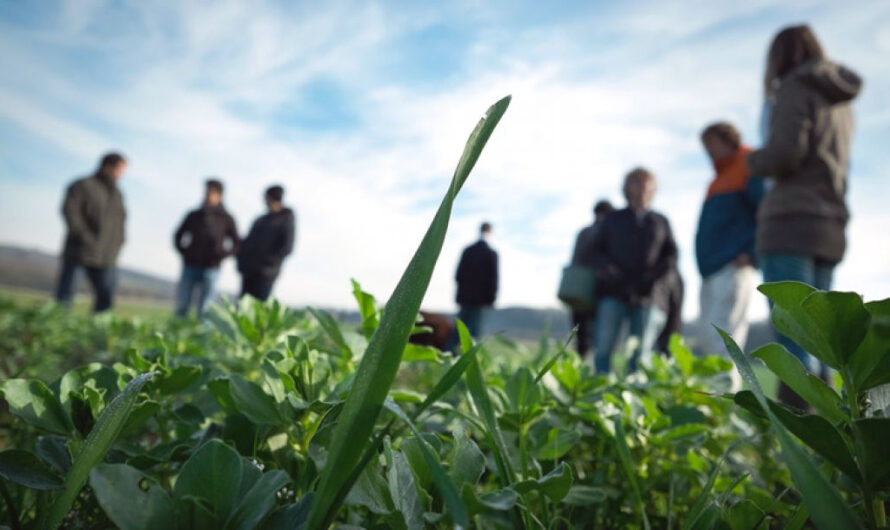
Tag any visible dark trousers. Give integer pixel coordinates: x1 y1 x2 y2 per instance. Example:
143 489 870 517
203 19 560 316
457 305 486 338
240 274 275 302
571 309 594 358
55 259 116 313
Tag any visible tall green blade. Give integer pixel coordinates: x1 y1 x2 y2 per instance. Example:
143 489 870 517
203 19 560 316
305 95 511 529
718 328 862 529
40 372 156 530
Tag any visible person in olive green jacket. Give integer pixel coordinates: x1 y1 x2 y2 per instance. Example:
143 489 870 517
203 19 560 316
55 152 128 312
747 25 862 405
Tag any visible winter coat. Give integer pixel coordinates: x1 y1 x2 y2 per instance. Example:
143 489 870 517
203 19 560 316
696 146 764 277
237 208 296 281
174 204 240 268
455 240 498 307
747 60 862 263
61 174 126 268
589 207 678 312
571 221 603 268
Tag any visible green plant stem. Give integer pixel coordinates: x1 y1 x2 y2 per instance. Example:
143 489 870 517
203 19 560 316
843 371 885 529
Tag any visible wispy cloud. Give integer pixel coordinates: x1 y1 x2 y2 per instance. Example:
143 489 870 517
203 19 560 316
1 0 888 319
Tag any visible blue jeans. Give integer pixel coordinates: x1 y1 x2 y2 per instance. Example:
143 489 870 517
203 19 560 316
760 253 835 375
176 265 220 317
55 259 116 313
594 297 666 374
457 305 487 338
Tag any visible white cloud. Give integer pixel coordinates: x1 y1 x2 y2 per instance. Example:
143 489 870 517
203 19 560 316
0 0 888 324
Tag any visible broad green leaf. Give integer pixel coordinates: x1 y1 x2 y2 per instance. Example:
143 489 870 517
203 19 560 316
352 279 380 340
402 343 441 363
228 374 283 425
386 446 425 530
173 439 243 523
89 463 176 530
849 299 890 391
752 343 845 423
561 485 612 505
851 418 890 490
449 434 485 487
225 470 290 530
36 435 70 474
461 484 518 515
718 328 862 529
305 96 511 530
800 290 869 366
759 282 835 367
345 465 392 515
512 462 573 501
41 371 157 530
0 449 62 490
308 307 352 358
727 500 764 530
152 365 203 395
260 493 314 530
0 378 72 435
535 428 581 460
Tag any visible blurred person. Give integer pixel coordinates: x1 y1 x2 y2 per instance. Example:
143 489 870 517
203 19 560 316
695 122 764 361
569 199 614 357
55 152 127 313
237 185 296 301
747 25 862 403
455 222 499 337
173 179 239 317
590 168 678 373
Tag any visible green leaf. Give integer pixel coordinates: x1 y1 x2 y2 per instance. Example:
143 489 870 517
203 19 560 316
89 463 176 530
512 462 573 501
36 436 70 474
40 371 157 530
308 307 352 358
228 374 284 425
413 343 481 422
351 279 380 340
613 417 651 530
535 428 581 460
727 500 765 530
561 485 611 505
173 440 243 523
0 378 72 435
259 494 313 530
752 343 846 423
224 470 290 530
505 367 542 414
402 343 442 363
386 446 425 530
449 434 485 487
852 417 890 490
461 484 518 515
152 365 203 395
0 449 62 490
849 299 890 391
718 327 862 529
305 95 510 530
682 460 721 530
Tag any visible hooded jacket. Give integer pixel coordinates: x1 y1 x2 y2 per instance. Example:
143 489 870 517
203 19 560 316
174 204 240 268
747 60 862 263
61 173 126 268
237 208 296 281
695 146 764 277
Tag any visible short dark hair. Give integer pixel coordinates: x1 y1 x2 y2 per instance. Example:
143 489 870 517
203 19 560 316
205 179 224 194
98 152 126 171
701 122 742 150
480 222 492 234
593 200 614 216
265 185 284 203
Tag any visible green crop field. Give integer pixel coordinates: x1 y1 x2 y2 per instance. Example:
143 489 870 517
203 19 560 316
1 98 888 529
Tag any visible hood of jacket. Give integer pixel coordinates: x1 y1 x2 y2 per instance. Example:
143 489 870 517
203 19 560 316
789 60 862 104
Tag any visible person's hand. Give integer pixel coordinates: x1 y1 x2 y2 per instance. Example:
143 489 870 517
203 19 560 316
734 254 753 268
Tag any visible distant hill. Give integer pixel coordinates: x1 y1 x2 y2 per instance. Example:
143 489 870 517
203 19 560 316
0 243 775 349
0 244 177 301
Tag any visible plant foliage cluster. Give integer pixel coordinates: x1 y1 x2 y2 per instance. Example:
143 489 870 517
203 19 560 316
1 97 889 529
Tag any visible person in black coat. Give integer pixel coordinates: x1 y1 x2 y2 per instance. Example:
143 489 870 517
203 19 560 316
455 222 498 337
590 168 678 373
570 199 614 358
237 185 296 301
173 179 239 317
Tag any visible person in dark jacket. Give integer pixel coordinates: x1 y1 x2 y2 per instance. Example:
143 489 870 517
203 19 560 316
455 222 498 337
590 168 678 373
237 185 296 301
55 152 127 313
655 267 684 356
570 200 614 357
695 122 763 361
173 179 239 317
747 25 862 401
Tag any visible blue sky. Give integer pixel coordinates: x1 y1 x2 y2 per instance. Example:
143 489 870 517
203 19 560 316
1 0 889 319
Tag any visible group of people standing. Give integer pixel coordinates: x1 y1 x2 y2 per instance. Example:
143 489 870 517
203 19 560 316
55 161 296 316
560 25 861 404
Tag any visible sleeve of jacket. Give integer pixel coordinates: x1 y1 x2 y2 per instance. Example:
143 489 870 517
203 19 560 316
173 212 192 254
225 213 241 258
62 183 95 246
455 249 467 282
489 250 499 302
278 212 296 258
745 176 766 210
747 81 813 178
651 217 678 281
589 219 611 273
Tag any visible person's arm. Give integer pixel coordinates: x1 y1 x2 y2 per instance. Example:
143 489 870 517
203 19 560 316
173 213 191 254
589 219 616 276
224 214 240 258
278 213 296 258
747 81 813 178
650 218 678 282
745 176 766 209
489 251 499 302
455 249 468 282
62 183 96 245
